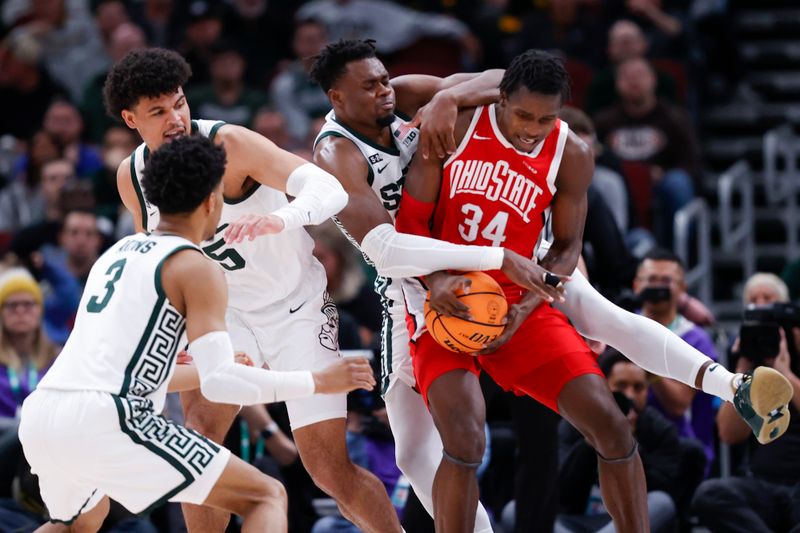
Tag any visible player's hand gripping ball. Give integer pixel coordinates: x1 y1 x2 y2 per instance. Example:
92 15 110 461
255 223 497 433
424 272 508 354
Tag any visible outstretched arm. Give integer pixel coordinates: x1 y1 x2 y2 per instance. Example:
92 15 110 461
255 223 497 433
163 251 373 405
393 69 504 159
215 125 348 242
312 135 503 278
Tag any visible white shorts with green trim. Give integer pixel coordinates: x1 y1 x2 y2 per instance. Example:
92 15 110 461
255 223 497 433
19 389 230 523
226 290 346 430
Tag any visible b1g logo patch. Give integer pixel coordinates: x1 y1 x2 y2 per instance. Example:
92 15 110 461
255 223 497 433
393 123 418 148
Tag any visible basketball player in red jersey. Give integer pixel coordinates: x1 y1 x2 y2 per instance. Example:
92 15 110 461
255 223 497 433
396 50 649 533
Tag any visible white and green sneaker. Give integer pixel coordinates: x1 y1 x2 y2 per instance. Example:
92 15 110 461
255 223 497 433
733 367 793 444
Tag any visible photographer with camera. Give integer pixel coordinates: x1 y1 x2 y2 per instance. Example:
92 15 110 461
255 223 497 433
692 273 800 532
556 350 700 533
633 248 720 468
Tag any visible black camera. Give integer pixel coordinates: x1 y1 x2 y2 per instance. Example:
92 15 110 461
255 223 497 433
639 286 672 304
613 391 633 416
614 286 672 312
739 303 800 365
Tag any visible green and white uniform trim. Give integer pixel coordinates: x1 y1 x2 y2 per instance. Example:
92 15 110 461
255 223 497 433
37 233 199 412
21 233 232 523
130 118 327 315
315 111 419 391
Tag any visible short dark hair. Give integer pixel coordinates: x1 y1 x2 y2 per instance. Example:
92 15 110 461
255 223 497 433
309 39 377 92
103 48 192 118
599 348 633 378
641 247 685 271
499 49 570 103
142 136 226 215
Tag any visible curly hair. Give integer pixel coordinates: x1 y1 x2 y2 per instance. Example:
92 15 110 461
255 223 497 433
142 136 226 215
309 39 377 92
499 50 570 103
103 48 192 118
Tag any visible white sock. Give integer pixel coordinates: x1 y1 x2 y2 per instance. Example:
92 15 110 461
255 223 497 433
701 364 738 403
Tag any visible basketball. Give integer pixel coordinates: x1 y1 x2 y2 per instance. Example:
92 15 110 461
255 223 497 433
424 272 508 354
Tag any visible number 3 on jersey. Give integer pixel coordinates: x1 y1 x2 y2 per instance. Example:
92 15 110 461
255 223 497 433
86 259 126 313
458 203 508 247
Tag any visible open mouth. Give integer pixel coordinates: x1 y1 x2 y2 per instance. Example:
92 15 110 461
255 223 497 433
518 136 540 149
163 127 186 140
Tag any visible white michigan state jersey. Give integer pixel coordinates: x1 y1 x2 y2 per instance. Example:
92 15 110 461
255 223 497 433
129 119 326 313
37 234 198 413
315 111 419 391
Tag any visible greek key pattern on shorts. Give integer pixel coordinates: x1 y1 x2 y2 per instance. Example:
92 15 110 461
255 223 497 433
129 305 185 397
118 397 219 478
375 276 394 394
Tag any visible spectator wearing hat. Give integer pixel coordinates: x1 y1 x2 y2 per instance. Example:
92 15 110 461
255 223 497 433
0 268 58 496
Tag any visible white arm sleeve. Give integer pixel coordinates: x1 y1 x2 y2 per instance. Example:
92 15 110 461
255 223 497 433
189 331 316 405
360 223 504 278
271 163 349 230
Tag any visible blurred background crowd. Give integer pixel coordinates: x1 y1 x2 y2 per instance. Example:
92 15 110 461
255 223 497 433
0 0 798 531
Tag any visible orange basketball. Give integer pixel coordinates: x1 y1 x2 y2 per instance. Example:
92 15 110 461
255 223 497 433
424 271 508 355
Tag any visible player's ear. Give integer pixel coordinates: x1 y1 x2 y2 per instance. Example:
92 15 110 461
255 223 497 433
498 91 508 107
205 190 216 215
329 88 343 108
121 109 137 129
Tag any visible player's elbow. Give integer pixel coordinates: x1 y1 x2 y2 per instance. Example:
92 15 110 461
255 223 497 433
330 188 349 215
198 371 241 406
360 223 399 275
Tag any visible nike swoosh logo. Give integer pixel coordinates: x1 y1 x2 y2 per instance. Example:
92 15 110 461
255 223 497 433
376 164 389 174
523 162 538 174
708 364 718 372
289 301 307 314
473 133 492 140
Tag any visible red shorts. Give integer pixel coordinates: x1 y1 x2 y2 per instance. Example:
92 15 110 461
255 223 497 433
409 303 603 413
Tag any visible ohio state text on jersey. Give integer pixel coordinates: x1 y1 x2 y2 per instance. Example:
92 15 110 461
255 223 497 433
433 104 569 295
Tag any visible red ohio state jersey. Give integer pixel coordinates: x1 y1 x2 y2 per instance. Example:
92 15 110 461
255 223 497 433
432 104 569 298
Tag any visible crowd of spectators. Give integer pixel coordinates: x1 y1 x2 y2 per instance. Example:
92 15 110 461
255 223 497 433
0 0 797 532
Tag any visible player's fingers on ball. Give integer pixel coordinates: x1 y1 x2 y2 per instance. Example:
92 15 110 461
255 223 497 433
459 277 472 293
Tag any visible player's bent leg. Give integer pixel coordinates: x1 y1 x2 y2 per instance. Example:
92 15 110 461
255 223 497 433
385 379 494 533
557 374 649 533
292 417 402 533
180 389 241 533
202 455 288 533
33 496 111 533
427 369 486 533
